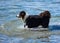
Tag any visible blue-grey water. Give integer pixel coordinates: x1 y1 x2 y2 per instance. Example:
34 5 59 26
0 0 60 43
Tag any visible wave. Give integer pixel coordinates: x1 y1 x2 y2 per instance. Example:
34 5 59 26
0 19 60 39
49 22 60 26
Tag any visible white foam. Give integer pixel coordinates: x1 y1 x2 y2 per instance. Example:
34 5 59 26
17 25 24 29
49 22 60 25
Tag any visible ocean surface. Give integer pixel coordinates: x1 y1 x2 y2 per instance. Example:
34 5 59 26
0 0 60 43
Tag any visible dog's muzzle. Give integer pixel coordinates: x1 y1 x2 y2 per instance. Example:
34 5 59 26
16 14 20 18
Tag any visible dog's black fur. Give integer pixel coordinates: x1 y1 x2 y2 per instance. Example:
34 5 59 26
25 11 51 28
17 11 51 28
25 15 42 28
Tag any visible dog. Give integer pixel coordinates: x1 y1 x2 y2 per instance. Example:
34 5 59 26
16 11 51 28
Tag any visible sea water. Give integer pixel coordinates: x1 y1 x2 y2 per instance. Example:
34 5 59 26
0 0 60 43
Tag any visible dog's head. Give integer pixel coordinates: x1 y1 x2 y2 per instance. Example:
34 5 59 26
39 11 51 18
16 11 26 20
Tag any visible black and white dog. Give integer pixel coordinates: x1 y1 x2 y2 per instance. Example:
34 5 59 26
16 11 51 28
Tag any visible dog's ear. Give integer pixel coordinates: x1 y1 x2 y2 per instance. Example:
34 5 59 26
39 11 51 19
43 11 51 18
39 13 44 18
